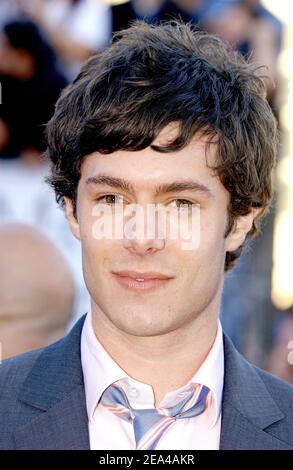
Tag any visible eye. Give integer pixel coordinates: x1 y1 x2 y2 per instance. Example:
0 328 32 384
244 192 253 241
169 199 195 209
96 194 124 205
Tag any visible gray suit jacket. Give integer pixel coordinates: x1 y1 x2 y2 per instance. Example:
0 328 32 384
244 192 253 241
1 315 293 450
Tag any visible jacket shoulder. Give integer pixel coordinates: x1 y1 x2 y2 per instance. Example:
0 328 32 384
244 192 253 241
254 366 293 415
0 348 44 410
0 316 85 405
252 365 293 446
0 318 86 449
0 348 46 448
222 333 293 448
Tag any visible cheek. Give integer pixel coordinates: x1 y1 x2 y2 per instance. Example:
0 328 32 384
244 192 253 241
82 237 111 271
81 242 112 298
200 207 227 249
177 218 226 278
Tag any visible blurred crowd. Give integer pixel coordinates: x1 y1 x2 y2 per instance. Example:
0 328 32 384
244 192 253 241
0 0 292 384
0 0 283 161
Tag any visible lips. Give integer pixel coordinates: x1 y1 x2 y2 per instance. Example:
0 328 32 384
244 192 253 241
113 270 173 280
112 270 174 292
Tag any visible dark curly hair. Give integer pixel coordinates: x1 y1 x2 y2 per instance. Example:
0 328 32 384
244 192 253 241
46 20 278 271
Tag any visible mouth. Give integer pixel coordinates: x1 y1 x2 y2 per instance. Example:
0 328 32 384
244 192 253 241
112 270 174 292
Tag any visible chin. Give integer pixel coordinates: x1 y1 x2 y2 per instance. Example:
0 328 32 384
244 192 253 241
114 316 172 337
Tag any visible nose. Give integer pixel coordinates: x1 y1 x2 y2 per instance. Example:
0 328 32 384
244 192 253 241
123 236 165 256
122 203 166 255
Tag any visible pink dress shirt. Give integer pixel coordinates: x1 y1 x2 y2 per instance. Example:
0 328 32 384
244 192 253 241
81 311 224 450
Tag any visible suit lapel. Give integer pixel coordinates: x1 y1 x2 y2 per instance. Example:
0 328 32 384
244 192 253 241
220 402 293 450
14 316 90 450
14 385 89 450
220 334 293 450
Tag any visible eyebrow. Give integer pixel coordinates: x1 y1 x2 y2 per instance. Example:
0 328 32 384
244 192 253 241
86 174 213 197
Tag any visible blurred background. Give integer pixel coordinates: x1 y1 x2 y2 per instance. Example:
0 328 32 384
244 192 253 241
0 0 292 384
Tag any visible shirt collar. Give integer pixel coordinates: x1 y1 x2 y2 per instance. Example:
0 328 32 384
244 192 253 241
81 311 224 428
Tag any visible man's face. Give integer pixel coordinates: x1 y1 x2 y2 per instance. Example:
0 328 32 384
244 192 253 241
66 126 250 337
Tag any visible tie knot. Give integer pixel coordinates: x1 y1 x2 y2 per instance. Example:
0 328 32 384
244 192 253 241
99 379 211 450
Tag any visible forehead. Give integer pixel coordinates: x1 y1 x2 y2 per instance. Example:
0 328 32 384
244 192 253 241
80 128 221 193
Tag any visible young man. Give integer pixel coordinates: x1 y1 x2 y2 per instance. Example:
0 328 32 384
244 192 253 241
1 21 293 450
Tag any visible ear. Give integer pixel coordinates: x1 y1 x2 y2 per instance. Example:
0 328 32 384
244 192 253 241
225 208 261 253
64 197 80 240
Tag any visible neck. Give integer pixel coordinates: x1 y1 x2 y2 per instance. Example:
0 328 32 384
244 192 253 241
91 301 220 406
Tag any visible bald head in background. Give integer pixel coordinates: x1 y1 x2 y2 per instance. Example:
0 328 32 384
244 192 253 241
0 223 75 359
